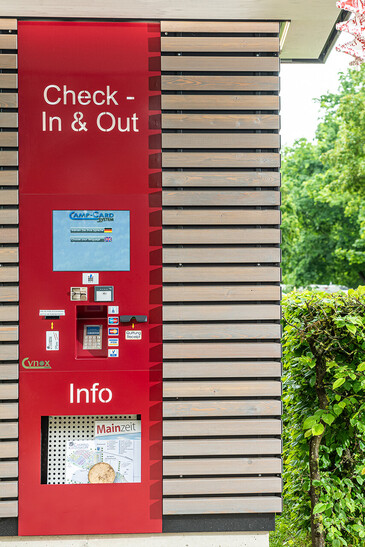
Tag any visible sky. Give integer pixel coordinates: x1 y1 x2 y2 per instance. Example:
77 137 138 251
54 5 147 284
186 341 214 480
280 33 352 147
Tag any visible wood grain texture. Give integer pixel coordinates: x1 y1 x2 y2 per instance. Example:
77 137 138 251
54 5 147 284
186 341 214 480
0 92 17 108
161 56 279 72
0 345 18 360
0 248 19 263
163 304 280 321
0 35 17 49
0 267 18 282
0 113 18 128
163 457 282 476
0 286 18 302
0 325 18 341
163 496 282 515
162 190 280 206
0 54 17 69
0 189 18 205
163 418 281 436
0 170 18 185
0 422 18 439
0 19 17 30
162 112 279 130
163 399 282 417
163 228 280 244
163 477 281 495
0 461 18 478
162 152 280 168
163 247 281 265
0 501 17 518
0 364 18 380
163 438 281 456
163 361 281 378
163 285 281 302
163 380 281 398
162 209 281 225
0 227 18 243
161 37 279 53
162 132 280 149
0 305 18 321
163 266 281 282
161 76 279 92
0 74 17 89
0 131 18 147
0 210 18 224
162 171 280 187
161 21 280 33
163 323 281 340
162 94 279 111
0 403 18 419
0 151 18 166
0 481 17 498
0 441 18 458
164 342 281 359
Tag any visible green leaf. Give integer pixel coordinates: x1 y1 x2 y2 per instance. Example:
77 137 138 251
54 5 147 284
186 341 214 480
346 323 356 334
333 377 346 389
303 415 318 429
332 539 341 547
312 423 325 436
322 413 335 425
313 502 328 514
357 362 365 372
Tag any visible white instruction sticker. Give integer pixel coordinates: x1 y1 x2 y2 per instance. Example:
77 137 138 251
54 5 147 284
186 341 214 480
82 273 99 285
108 306 119 315
46 331 59 351
39 310 65 317
125 330 142 340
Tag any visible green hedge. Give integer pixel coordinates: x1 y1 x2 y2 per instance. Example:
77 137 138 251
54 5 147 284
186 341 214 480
271 289 365 547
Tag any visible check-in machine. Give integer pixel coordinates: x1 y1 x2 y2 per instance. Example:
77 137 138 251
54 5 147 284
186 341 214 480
18 22 162 536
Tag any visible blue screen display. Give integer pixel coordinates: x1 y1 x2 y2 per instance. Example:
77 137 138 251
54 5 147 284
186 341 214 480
53 210 130 272
86 326 101 335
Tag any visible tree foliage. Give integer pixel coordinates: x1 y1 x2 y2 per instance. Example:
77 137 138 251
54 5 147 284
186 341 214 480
281 67 365 287
279 289 365 546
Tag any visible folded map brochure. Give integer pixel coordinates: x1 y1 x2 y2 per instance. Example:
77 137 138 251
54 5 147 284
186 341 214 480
65 420 141 484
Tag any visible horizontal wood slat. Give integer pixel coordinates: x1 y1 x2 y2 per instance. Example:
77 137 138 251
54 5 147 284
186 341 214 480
164 477 281 495
163 323 281 340
163 361 281 379
163 381 281 398
0 54 17 69
161 21 280 33
0 345 18 360
162 190 279 206
0 422 17 438
0 170 18 185
0 132 18 147
163 457 281 476
0 74 18 89
0 481 17 498
0 113 18 128
162 246 280 266
161 37 279 53
0 267 18 282
163 209 280 225
0 19 17 30
163 285 280 302
164 304 280 321
0 248 19 263
163 497 282 515
162 94 279 111
161 76 279 92
0 461 18 478
163 419 281 436
0 287 18 302
0 190 18 205
162 171 280 187
0 210 18 224
0 325 18 340
164 438 281 456
164 343 281 359
0 35 17 49
162 113 279 130
0 305 18 321
0 151 18 167
0 403 18 419
0 441 18 458
0 93 17 108
162 132 279 149
0 501 17 518
163 266 280 282
162 152 280 169
165 400 281 418
161 56 279 73
0 228 18 243
163 228 280 244
0 364 18 380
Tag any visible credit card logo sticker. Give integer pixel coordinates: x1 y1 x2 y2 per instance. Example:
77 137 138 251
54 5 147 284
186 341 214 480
108 349 119 358
108 317 119 325
108 327 119 336
108 338 119 347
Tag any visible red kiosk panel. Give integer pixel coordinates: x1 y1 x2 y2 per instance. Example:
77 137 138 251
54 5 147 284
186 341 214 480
18 22 162 536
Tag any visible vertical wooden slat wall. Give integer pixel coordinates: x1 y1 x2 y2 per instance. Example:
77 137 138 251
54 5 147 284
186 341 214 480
0 18 282 524
160 21 282 516
0 18 19 519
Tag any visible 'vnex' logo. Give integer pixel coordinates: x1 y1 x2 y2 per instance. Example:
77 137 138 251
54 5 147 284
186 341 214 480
22 357 51 370
69 211 114 221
